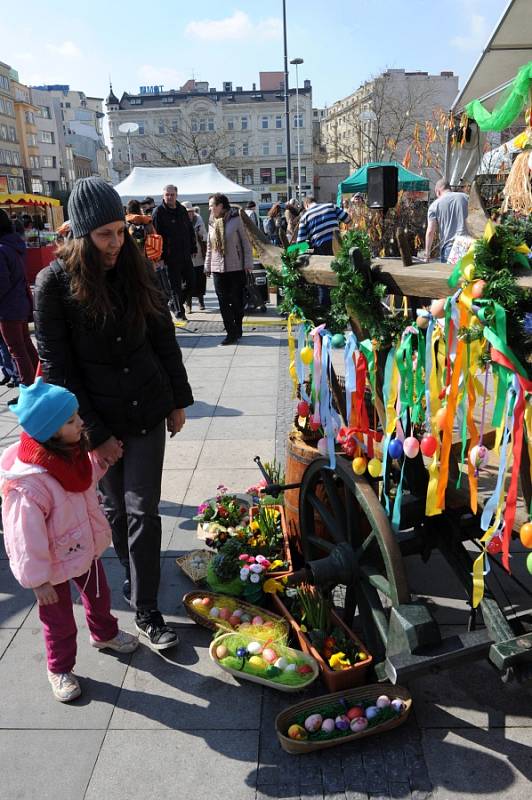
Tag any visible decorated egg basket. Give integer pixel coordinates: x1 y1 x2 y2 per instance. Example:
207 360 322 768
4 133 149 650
275 683 412 754
210 631 319 692
183 590 289 637
272 593 373 692
248 504 293 576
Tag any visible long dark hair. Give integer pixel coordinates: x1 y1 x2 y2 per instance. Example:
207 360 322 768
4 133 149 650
40 429 90 461
57 231 165 328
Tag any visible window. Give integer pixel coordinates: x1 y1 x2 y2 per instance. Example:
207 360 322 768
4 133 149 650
226 169 238 182
0 75 9 92
242 141 249 156
241 116 248 130
38 106 51 119
275 115 282 129
228 142 236 157
261 192 272 202
31 177 43 193
137 122 144 135
261 116 269 129
42 155 56 168
40 130 54 144
12 151 20 165
158 120 165 134
199 118 206 132
25 111 35 125
262 141 270 156
162 96 174 104
30 155 40 169
0 125 7 141
191 118 198 132
171 119 179 133
227 117 235 131
201 148 208 158
65 102 71 109
293 113 304 128
208 117 215 131
27 133 37 147
0 98 14 116
130 98 142 105
140 152 147 161
260 167 272 184
8 176 24 192
0 149 11 165
275 167 287 183
8 127 16 142
242 168 254 185
276 141 283 155
293 166 307 183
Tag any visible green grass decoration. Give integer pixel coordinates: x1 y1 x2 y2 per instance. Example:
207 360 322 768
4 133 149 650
214 632 314 687
290 700 399 741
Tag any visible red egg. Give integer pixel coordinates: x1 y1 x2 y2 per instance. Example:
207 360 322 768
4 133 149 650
346 706 364 720
297 400 310 417
201 597 212 607
487 536 503 555
228 615 241 627
297 664 313 674
309 417 321 431
420 435 438 457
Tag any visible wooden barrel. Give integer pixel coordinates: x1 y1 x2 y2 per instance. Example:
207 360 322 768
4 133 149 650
285 431 321 568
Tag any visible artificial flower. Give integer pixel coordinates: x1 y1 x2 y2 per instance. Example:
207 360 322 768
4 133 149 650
263 578 284 594
250 573 261 583
329 652 351 671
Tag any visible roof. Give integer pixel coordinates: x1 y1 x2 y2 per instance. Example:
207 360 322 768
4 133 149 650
113 163 255 204
451 0 532 112
0 192 60 207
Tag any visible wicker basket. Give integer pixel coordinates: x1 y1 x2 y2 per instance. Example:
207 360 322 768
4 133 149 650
175 550 213 583
210 632 319 692
275 683 412 754
248 504 292 576
183 590 289 636
272 593 372 692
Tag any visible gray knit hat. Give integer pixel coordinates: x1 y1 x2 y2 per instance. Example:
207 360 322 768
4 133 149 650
68 177 125 238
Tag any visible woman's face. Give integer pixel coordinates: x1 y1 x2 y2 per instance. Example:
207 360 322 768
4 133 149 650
209 200 224 219
90 221 126 268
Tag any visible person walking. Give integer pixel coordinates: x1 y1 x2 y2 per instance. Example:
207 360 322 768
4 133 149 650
1 378 138 703
152 185 196 321
284 199 301 242
425 179 469 263
296 196 350 306
0 209 38 386
265 202 287 245
205 193 253 346
183 201 207 313
244 201 259 228
34 177 194 651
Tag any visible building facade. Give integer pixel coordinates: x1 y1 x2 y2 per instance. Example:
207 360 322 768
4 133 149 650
321 69 459 187
106 73 313 203
0 62 24 193
30 87 67 195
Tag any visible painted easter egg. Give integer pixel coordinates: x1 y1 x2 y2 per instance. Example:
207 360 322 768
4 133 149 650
304 714 323 733
352 456 367 475
274 657 288 671
300 346 313 365
416 315 430 330
218 607 231 621
430 298 446 318
391 698 405 713
420 435 438 457
350 717 368 733
486 535 503 555
346 706 364 721
403 436 420 458
368 458 382 478
526 552 532 575
376 695 391 708
469 444 490 469
240 613 251 623
463 264 475 282
365 706 380 720
335 715 350 731
331 333 345 349
288 724 307 740
317 437 328 456
297 400 310 417
248 655 265 669
215 644 229 659
201 596 212 607
247 641 262 655
471 280 486 299
265 665 281 678
388 438 403 460
435 407 447 430
209 607 220 618
321 718 335 734
297 664 313 675
228 615 241 627
192 597 203 607
262 648 278 664
285 663 297 672
252 615 264 626
309 416 321 431
519 522 532 549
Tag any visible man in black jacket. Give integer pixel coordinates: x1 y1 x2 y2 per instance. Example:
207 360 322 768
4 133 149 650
152 185 196 321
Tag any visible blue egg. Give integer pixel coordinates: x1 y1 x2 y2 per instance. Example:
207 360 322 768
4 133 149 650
388 439 403 460
365 705 380 720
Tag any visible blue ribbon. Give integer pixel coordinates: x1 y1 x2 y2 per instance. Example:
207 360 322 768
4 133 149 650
344 332 358 426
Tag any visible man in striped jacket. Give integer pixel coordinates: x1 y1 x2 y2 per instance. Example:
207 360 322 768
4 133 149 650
296 196 349 305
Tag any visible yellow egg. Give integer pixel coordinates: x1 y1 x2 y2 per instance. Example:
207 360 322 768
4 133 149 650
367 458 382 478
463 264 475 282
352 456 367 475
248 655 266 669
300 346 314 365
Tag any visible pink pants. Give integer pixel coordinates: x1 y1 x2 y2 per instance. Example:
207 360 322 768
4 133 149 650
38 559 118 674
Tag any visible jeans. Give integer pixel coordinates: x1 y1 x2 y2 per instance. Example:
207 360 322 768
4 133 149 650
0 319 38 384
0 333 17 379
440 242 453 263
99 421 166 613
39 560 118 673
213 271 246 339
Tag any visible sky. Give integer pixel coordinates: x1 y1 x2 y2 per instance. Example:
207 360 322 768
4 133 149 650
0 0 510 111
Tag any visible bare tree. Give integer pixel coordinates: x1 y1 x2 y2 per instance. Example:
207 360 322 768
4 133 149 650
131 119 238 173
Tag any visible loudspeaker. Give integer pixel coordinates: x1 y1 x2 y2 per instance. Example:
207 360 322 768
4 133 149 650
367 165 398 209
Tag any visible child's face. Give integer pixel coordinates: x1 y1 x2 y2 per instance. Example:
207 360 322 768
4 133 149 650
55 412 83 445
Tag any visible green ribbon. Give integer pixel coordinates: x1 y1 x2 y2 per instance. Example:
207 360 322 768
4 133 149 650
465 62 532 132
448 258 463 288
412 327 426 425
395 332 414 410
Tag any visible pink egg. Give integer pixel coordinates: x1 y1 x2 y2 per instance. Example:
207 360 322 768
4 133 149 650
317 437 328 456
403 436 420 459
218 608 231 620
252 616 264 625
262 648 278 664
430 298 446 318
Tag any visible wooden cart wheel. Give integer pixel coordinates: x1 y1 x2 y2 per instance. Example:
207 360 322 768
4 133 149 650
298 455 411 663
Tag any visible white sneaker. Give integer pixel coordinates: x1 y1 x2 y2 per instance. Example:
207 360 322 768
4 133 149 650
90 629 139 654
47 670 81 703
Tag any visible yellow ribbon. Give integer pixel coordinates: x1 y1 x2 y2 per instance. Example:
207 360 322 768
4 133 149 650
425 325 444 517
287 312 303 399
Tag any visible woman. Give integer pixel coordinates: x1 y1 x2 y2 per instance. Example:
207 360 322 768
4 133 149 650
205 193 253 346
34 177 194 651
265 202 287 246
0 209 38 386
284 200 300 243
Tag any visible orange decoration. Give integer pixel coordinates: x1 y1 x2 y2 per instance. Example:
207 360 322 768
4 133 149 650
520 522 532 549
435 407 447 430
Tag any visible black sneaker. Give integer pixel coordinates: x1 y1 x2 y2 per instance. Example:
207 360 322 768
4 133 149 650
123 579 131 606
135 611 179 650
219 335 238 346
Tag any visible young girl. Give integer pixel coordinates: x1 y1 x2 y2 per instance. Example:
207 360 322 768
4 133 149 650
0 378 138 703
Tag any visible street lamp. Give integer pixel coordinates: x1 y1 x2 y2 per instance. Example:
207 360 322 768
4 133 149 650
290 57 304 201
282 0 291 201
118 121 139 175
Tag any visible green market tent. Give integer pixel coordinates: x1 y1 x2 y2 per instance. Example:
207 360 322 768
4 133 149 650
337 162 429 204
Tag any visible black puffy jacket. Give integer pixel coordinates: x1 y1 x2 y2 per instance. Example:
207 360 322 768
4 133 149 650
33 260 193 448
151 201 196 271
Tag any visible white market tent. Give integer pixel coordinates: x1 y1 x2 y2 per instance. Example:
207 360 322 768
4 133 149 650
446 0 532 183
114 163 255 204
478 134 522 174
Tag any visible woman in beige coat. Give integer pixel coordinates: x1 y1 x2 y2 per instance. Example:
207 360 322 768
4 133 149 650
205 193 253 345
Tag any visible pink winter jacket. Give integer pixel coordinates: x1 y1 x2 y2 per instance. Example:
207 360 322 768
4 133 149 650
0 442 111 589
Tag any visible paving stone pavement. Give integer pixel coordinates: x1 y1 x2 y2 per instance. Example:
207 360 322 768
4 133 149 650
0 287 531 799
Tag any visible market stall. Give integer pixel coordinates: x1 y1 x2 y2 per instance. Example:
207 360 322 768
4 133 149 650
336 162 429 204
0 192 63 283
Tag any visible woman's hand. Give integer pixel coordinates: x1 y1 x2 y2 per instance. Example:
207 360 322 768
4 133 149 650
93 436 123 469
34 582 59 606
167 408 186 437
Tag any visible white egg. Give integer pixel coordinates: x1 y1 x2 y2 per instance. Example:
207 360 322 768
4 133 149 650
285 663 297 672
247 641 262 655
376 695 391 708
274 657 288 671
191 598 203 607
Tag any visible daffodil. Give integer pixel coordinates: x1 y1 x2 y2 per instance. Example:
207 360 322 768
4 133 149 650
329 652 351 671
250 521 260 532
263 578 284 594
268 559 284 571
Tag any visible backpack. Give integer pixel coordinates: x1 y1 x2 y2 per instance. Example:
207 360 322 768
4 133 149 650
144 232 163 262
129 223 146 249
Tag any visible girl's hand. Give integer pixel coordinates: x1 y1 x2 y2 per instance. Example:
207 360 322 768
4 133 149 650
167 408 186 438
93 436 123 469
34 582 59 606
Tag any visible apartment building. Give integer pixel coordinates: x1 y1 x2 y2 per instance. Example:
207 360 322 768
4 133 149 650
321 69 459 186
30 87 67 195
0 62 24 193
12 78 43 194
106 72 313 203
